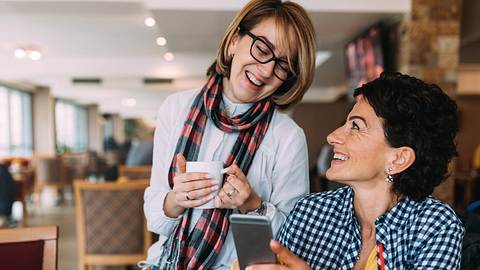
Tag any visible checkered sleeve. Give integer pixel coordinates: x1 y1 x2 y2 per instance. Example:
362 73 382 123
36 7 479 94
276 190 348 268
277 196 310 251
411 207 465 269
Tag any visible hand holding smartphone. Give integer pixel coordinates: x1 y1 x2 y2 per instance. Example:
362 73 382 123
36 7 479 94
229 214 276 269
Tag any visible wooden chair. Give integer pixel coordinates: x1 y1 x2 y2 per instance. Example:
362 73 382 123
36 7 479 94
34 156 67 206
62 152 90 185
118 165 151 181
74 179 151 270
0 225 59 270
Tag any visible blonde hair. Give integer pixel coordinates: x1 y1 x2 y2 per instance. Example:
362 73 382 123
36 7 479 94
207 0 316 110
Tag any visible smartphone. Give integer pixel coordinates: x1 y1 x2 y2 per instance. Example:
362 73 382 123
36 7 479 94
229 214 276 269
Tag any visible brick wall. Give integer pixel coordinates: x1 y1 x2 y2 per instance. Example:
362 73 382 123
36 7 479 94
407 0 463 205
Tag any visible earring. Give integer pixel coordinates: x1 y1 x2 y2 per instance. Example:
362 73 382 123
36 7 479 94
386 166 394 183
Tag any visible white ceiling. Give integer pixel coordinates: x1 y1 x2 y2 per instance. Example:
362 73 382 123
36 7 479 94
0 0 409 120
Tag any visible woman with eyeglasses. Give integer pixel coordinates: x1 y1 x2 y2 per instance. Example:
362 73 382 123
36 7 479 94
141 1 316 269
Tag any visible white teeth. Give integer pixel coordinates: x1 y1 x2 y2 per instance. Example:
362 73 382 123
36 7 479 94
333 153 348 161
246 71 262 86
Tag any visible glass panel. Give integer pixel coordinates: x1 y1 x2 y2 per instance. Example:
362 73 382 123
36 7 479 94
76 107 88 151
0 87 33 157
55 100 68 152
104 116 113 139
20 92 33 156
9 90 22 154
8 89 33 156
55 100 88 152
0 87 9 157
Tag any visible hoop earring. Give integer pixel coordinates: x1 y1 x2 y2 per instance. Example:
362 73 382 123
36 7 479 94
386 166 394 183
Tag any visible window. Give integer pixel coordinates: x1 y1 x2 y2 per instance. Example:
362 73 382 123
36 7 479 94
0 87 9 157
0 86 33 157
55 100 88 152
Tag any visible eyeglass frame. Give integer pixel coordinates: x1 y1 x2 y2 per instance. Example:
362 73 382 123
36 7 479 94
241 29 296 82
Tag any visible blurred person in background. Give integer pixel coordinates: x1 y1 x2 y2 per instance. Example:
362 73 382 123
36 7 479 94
0 163 16 226
126 131 154 166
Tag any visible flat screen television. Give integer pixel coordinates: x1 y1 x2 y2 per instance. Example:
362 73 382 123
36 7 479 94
345 23 392 100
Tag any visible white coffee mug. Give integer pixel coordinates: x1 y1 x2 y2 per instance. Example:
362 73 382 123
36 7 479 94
186 161 224 209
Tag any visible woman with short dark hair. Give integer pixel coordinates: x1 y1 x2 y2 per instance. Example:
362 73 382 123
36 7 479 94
248 73 465 270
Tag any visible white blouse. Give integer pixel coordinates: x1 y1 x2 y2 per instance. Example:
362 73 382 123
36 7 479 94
143 89 309 269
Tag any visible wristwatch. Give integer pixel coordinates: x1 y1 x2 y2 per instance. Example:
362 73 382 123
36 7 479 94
248 201 267 216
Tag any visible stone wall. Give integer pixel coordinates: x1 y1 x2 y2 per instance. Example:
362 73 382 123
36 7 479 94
408 0 462 95
406 0 463 205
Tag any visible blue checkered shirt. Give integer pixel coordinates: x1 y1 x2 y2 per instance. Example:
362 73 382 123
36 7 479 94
277 187 465 270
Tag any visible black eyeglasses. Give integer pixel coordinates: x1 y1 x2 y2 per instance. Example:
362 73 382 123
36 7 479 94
244 30 295 81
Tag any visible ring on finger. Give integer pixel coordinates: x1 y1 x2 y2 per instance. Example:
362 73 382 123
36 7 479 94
185 191 191 201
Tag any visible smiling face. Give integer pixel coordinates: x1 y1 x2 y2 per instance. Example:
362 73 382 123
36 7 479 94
326 95 394 185
223 17 295 103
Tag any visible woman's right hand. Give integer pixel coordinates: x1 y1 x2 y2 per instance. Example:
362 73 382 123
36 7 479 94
245 240 311 270
163 154 219 218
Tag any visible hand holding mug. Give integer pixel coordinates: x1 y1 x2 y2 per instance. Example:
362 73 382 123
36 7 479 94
164 154 219 217
215 164 261 213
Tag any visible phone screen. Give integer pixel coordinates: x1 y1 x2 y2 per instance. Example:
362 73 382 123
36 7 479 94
229 214 276 269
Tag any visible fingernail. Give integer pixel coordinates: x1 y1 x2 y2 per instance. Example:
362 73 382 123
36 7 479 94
221 168 229 174
205 173 212 178
211 185 218 191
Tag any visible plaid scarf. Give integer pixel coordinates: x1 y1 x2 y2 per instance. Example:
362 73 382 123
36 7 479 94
167 73 275 269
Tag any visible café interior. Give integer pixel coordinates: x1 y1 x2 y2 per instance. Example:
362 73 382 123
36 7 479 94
0 0 479 269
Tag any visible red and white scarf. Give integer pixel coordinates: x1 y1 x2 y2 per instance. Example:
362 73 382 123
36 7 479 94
167 73 275 269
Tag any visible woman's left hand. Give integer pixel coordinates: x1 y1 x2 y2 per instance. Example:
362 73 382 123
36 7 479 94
215 164 261 213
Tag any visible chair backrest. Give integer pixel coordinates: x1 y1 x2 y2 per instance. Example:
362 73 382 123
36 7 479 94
74 179 151 265
118 165 152 180
62 152 89 184
0 225 59 270
35 156 64 185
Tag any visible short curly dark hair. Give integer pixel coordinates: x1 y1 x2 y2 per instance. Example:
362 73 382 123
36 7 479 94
354 72 459 201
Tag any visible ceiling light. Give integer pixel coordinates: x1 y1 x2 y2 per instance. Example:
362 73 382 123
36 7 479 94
14 49 26 59
156 37 167 46
122 98 137 107
315 51 332 68
144 17 156 27
164 52 174 61
29 50 42 61
14 47 42 61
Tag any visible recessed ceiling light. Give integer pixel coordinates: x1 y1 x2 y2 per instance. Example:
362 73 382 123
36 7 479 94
14 47 42 60
122 98 137 107
156 37 167 46
144 17 156 27
14 48 26 59
164 52 174 61
29 50 42 61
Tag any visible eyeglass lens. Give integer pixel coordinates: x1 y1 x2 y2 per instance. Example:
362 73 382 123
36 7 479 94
250 37 291 81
